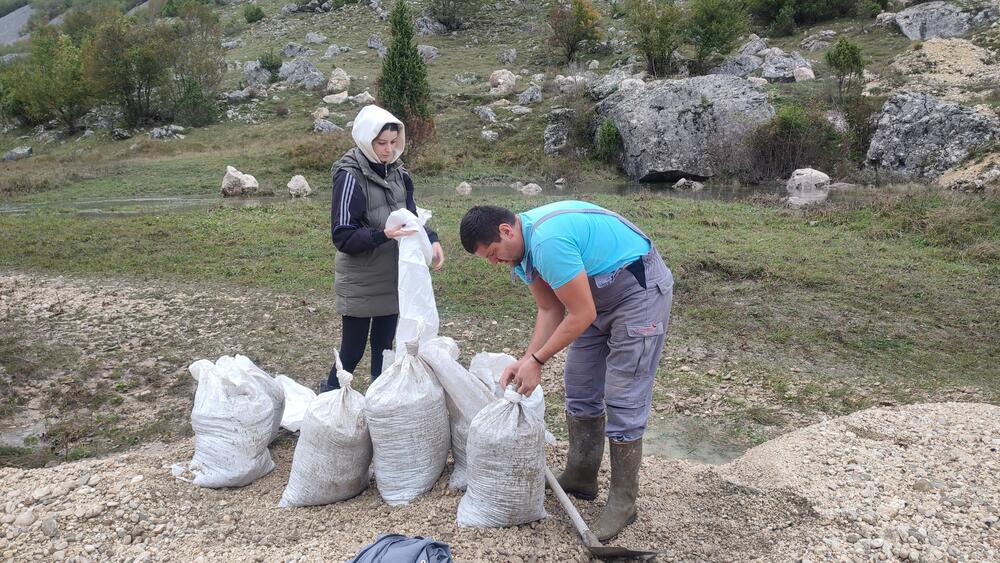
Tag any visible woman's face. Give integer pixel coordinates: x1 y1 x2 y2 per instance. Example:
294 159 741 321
372 129 399 163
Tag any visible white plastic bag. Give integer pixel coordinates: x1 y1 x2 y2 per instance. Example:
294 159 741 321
280 351 372 507
385 207 439 359
365 340 450 506
420 337 497 490
457 388 548 527
469 352 554 444
275 375 316 433
218 354 285 442
172 357 279 488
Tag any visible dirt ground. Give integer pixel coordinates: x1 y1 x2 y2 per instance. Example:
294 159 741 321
1 273 998 562
0 403 996 562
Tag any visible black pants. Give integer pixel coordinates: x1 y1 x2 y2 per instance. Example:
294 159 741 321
327 314 398 389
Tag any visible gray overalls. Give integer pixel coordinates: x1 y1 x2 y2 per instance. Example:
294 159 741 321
519 208 674 442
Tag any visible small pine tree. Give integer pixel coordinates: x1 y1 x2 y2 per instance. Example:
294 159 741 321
377 0 432 126
825 36 864 99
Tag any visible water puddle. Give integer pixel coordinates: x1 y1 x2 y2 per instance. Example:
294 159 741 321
643 416 747 465
0 196 281 216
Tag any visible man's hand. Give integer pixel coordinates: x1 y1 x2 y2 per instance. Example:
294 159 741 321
500 356 542 396
431 241 445 271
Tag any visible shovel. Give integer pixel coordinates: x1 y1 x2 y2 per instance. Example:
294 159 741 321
545 467 659 560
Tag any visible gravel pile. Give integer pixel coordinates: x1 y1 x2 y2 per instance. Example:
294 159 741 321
1 402 995 562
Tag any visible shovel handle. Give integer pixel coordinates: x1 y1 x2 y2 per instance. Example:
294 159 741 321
545 466 602 548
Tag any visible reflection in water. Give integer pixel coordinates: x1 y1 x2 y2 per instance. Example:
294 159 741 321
643 416 747 465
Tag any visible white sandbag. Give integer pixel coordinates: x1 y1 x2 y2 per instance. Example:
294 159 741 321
280 351 372 507
469 352 554 444
365 340 450 506
457 387 548 527
420 337 497 490
217 354 285 442
275 374 316 433
386 207 439 359
172 358 276 488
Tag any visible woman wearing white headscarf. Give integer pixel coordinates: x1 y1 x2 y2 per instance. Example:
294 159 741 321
322 105 445 392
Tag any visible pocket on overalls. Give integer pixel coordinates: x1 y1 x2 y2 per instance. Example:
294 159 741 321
605 321 665 409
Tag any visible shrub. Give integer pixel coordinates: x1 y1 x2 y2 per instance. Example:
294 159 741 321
742 104 843 183
856 0 882 18
624 0 685 77
826 36 864 99
160 0 209 17
173 78 217 126
244 4 264 23
594 117 622 162
549 0 602 63
284 134 354 173
749 0 858 25
84 17 177 125
221 15 247 37
258 49 282 75
274 101 289 117
842 93 882 163
768 1 795 37
686 0 748 71
377 0 432 127
429 0 480 31
7 25 91 131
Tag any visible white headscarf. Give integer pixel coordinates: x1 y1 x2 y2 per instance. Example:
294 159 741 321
351 105 406 165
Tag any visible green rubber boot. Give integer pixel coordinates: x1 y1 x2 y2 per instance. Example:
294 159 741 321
592 438 642 542
556 413 606 501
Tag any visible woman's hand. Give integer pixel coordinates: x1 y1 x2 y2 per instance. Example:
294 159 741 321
431 242 445 271
384 224 417 239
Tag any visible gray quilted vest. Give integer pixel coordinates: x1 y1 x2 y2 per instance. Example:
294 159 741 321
332 147 408 317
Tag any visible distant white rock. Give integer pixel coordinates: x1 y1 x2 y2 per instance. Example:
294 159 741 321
288 175 312 197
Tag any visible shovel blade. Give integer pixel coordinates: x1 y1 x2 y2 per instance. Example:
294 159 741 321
587 545 659 560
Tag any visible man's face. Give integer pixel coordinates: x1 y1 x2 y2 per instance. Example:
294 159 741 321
474 223 523 266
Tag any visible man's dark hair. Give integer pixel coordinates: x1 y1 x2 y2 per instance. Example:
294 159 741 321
460 205 516 253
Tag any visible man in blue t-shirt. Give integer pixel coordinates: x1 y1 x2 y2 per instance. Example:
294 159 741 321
460 201 674 542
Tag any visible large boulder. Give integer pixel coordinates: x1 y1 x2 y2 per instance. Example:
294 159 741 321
761 48 811 82
588 65 641 99
786 168 831 192
326 68 350 94
489 69 517 96
498 48 517 65
597 74 775 182
867 91 1000 178
244 61 272 87
710 54 763 78
287 175 312 197
281 42 310 58
417 44 440 62
415 15 448 36
3 146 31 161
894 1 998 40
221 166 259 197
279 59 325 90
543 107 575 155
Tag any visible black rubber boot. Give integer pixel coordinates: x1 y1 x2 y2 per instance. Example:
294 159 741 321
593 438 642 542
556 413 606 501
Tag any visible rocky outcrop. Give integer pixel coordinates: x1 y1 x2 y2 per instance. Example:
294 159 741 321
279 60 325 90
761 48 812 82
415 15 448 36
221 166 259 197
867 92 1000 178
543 107 575 155
489 69 517 96
518 83 542 105
417 44 440 62
3 146 31 161
711 35 810 82
801 30 836 52
244 61 272 87
894 1 999 40
597 74 775 182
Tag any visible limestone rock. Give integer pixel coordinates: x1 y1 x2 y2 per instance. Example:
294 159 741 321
279 59 325 90
305 32 326 44
3 146 32 161
326 68 351 94
244 61 272 87
221 166 260 197
895 1 998 40
287 175 312 197
489 69 517 96
417 44 440 62
498 48 517 65
455 181 472 195
313 119 343 134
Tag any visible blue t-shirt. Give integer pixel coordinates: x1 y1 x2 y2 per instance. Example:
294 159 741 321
513 201 651 289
